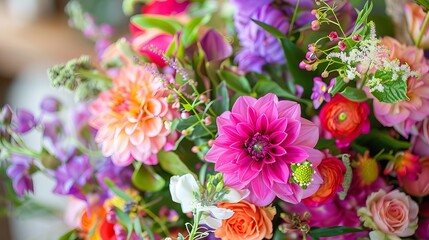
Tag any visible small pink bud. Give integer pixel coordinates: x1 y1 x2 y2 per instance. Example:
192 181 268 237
321 71 329 78
308 44 315 52
208 139 214 147
305 64 313 71
181 111 190 119
352 35 362 41
311 9 317 15
311 20 320 31
338 41 346 51
191 146 199 153
204 116 212 125
305 52 317 63
328 31 338 41
199 95 207 102
299 61 306 69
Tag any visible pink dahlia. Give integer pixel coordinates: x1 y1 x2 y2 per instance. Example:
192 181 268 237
205 93 324 206
373 37 429 137
89 65 178 166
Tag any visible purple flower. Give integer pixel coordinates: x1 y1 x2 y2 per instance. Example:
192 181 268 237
200 29 233 62
230 0 271 15
6 155 34 197
43 117 63 144
40 96 62 113
12 109 36 134
96 158 132 191
310 77 335 109
52 155 93 199
234 4 289 73
416 218 429 239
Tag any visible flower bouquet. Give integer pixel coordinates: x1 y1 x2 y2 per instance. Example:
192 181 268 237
2 0 429 239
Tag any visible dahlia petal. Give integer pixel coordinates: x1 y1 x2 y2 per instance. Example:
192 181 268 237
268 145 287 156
271 182 294 202
131 147 150 162
130 129 145 145
256 114 269 133
144 98 162 116
283 146 309 163
247 107 258 125
114 133 129 154
283 119 301 145
276 183 303 204
302 146 324 166
150 136 166 152
249 175 273 201
269 131 288 145
266 118 287 134
254 94 279 120
265 160 289 184
238 163 259 183
229 112 246 125
236 122 254 137
277 101 301 120
293 118 319 147
216 113 231 132
232 96 257 116
222 125 242 140
224 173 248 189
101 140 114 156
205 145 225 162
250 160 264 172
112 151 133 166
143 117 163 137
143 154 158 165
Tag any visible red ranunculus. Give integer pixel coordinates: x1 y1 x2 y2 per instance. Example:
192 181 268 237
302 157 346 206
141 0 189 16
319 94 370 148
100 219 116 240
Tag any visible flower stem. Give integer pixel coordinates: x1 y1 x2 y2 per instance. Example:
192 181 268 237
288 0 300 35
416 11 429 48
188 211 202 240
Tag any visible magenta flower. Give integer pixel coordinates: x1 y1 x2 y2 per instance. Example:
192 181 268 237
205 93 324 206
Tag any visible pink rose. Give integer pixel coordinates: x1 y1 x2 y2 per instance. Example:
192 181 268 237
358 189 419 238
399 157 429 197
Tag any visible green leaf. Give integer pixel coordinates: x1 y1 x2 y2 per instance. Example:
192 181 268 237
114 207 133 240
176 115 198 131
329 78 346 95
122 0 148 16
370 71 409 103
252 19 317 98
58 229 78 240
308 226 363 238
213 81 230 115
131 15 183 35
353 1 373 34
141 218 155 240
132 164 165 192
158 151 192 176
104 178 134 202
218 70 251 94
340 87 368 102
181 15 211 47
415 0 429 11
356 129 411 151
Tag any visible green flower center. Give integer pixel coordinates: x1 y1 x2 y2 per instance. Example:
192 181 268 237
338 112 347 122
291 161 315 189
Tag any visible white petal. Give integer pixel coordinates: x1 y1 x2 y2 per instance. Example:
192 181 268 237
201 215 223 230
170 174 200 213
169 176 180 203
224 188 250 203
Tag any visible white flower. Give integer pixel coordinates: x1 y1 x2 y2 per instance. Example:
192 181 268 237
169 173 249 229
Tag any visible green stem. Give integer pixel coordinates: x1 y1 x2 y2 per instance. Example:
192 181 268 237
416 11 429 48
188 211 202 240
144 207 170 236
288 0 300 35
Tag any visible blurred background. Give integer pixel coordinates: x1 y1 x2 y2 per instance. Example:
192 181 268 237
0 0 398 239
0 0 126 239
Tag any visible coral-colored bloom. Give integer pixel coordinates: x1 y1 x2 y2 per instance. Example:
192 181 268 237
79 205 108 240
215 200 276 240
399 157 429 197
319 94 370 148
358 189 419 238
384 151 421 181
302 157 346 207
405 2 429 49
90 65 178 166
205 94 324 206
353 151 380 186
373 37 429 137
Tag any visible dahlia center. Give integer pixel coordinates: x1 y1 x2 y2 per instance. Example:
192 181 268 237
245 133 270 161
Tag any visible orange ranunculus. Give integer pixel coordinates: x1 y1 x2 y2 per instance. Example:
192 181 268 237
80 206 107 240
215 200 276 240
319 94 370 148
302 157 346 207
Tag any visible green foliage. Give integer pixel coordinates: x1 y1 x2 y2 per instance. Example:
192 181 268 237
158 151 193 176
352 1 374 34
58 229 79 240
340 87 368 102
131 15 183 35
213 81 230 115
370 70 409 103
104 178 134 201
415 0 429 10
114 207 134 239
181 15 211 47
308 226 363 239
218 70 252 94
132 164 165 192
122 0 148 16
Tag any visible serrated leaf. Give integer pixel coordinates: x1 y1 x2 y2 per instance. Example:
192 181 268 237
308 226 363 238
132 164 165 192
131 15 183 35
218 70 251 94
340 87 368 102
213 81 230 115
370 71 409 103
158 151 192 176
